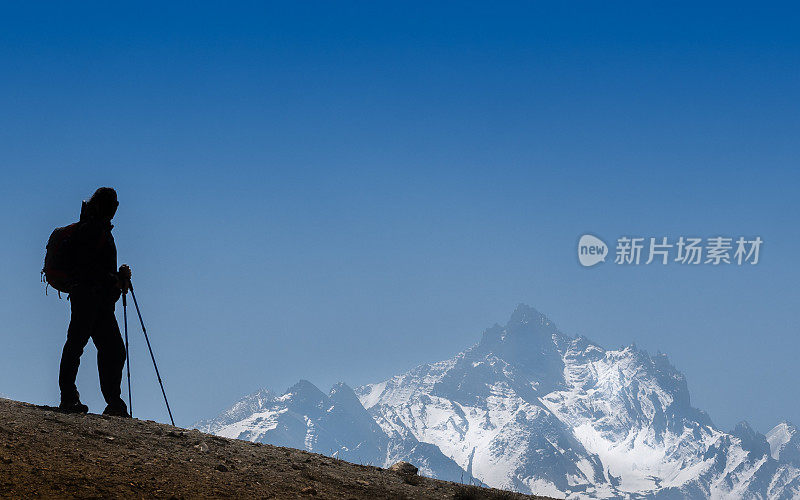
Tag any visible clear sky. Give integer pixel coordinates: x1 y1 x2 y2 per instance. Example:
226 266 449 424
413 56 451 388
0 2 797 433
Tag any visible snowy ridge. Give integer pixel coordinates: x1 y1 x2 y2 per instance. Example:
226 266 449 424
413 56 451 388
195 305 800 499
195 380 474 484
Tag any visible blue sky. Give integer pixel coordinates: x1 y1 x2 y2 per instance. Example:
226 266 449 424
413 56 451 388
0 2 798 432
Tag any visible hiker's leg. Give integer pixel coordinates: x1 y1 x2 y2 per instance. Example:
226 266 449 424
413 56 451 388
59 294 95 403
93 302 126 407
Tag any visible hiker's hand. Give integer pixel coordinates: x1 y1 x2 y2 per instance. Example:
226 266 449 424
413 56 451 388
118 265 131 291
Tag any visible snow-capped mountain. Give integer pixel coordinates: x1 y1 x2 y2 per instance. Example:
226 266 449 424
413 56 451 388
194 380 475 483
768 423 800 464
195 305 800 499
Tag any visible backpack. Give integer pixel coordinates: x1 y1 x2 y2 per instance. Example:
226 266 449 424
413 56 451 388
41 222 81 295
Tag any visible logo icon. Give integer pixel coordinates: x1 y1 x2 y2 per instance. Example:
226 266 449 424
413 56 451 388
578 234 608 267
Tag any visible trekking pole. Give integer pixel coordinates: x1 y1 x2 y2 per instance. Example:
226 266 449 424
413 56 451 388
129 283 175 426
122 290 132 418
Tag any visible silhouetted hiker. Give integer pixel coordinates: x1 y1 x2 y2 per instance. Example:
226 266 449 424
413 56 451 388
55 187 132 416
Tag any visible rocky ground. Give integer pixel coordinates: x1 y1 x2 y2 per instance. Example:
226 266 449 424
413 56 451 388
0 398 552 499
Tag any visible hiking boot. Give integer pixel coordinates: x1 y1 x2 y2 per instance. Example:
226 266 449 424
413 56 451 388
102 401 130 418
58 400 89 414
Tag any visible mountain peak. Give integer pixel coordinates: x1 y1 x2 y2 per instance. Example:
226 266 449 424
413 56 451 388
330 381 354 392
328 382 362 408
473 305 567 393
286 379 326 400
768 421 797 439
731 421 771 458
479 305 556 347
732 420 755 434
507 304 548 326
767 421 800 464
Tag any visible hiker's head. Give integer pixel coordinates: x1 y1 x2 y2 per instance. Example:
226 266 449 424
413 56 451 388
87 187 119 221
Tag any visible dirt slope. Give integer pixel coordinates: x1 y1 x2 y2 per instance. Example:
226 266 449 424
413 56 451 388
0 398 554 499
